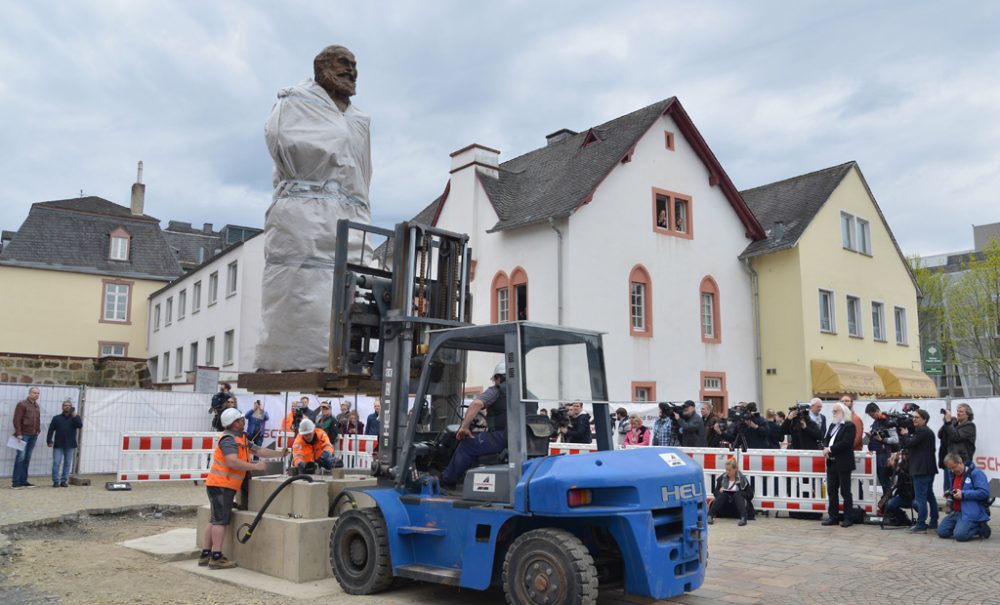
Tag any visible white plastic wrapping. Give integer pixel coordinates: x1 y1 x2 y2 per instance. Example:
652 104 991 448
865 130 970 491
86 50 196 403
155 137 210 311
255 79 374 371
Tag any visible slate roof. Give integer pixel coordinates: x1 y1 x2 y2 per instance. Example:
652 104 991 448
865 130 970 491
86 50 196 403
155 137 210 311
371 187 448 265
0 196 183 280
162 221 225 271
396 97 764 240
738 162 855 259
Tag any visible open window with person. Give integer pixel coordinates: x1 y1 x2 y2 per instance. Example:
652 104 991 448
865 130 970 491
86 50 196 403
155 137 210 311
651 189 693 238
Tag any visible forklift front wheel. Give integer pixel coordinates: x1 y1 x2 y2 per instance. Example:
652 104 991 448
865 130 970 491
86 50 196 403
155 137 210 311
330 508 393 594
502 528 598 605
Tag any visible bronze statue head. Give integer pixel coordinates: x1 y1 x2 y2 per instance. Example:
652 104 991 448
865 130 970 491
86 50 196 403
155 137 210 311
314 45 357 107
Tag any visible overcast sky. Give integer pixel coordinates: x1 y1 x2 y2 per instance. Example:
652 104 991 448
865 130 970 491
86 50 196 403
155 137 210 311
1 1 998 256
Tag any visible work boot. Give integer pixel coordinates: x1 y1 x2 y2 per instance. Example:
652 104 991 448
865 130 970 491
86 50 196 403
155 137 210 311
840 520 853 528
706 515 714 525
198 554 210 567
738 518 747 527
821 517 839 526
60 482 68 488
208 555 237 570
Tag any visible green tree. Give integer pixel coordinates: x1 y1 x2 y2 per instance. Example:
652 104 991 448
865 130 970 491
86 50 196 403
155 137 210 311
947 240 1000 392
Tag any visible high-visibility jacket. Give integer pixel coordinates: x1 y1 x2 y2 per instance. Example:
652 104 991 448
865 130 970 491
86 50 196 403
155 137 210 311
206 432 251 490
292 427 334 466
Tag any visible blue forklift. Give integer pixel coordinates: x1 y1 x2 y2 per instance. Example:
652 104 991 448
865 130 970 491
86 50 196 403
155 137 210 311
243 220 708 604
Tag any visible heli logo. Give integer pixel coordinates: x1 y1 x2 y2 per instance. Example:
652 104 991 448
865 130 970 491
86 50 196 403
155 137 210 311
662 483 703 502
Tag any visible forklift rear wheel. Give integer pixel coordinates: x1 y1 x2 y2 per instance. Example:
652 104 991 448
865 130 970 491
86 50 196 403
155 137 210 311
330 508 393 594
502 528 598 605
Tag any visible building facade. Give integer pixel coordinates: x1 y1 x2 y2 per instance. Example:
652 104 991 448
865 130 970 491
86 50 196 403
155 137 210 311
741 162 930 406
411 98 766 410
146 234 264 386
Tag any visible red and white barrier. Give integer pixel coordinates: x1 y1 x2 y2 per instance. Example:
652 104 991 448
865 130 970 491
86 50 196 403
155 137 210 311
117 432 216 482
548 442 599 456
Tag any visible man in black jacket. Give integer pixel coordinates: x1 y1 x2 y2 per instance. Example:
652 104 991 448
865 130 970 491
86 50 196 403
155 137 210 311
675 401 707 447
723 403 770 450
900 409 939 532
780 407 824 450
46 399 82 488
559 401 592 444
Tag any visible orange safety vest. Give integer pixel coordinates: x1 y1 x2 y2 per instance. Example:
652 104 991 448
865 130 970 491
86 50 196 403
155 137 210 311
206 432 252 490
292 427 334 466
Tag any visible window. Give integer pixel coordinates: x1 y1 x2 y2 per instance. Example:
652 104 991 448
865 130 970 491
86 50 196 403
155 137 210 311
511 267 528 321
190 342 198 371
632 381 656 402
223 330 234 365
819 289 835 333
175 347 183 377
154 304 161 331
192 281 201 313
490 271 509 323
894 306 908 345
699 371 728 413
227 262 238 297
841 212 856 250
846 295 862 337
664 131 675 151
652 188 694 238
110 236 129 260
872 302 886 341
148 357 158 384
165 297 173 325
99 342 127 357
857 218 871 255
703 376 723 391
628 265 652 337
102 282 130 322
205 336 215 366
208 272 219 305
178 290 186 319
700 276 721 343
162 352 170 381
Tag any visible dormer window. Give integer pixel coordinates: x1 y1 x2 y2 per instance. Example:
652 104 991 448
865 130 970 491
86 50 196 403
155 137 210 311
109 227 130 261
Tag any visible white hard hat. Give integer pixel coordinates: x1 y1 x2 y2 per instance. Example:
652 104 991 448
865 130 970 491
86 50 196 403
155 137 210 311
493 361 506 377
298 418 315 435
221 408 243 428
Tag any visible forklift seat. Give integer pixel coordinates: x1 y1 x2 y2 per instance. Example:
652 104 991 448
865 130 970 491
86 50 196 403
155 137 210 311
475 415 551 465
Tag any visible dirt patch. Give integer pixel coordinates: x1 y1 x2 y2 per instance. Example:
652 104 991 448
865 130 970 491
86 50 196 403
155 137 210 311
0 511 280 605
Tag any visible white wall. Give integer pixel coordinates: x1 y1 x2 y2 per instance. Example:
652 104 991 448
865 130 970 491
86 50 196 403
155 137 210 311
147 235 264 386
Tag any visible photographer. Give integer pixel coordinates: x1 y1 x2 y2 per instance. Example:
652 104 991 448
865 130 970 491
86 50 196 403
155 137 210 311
707 458 754 527
209 383 232 431
899 409 939 533
652 403 680 447
780 405 823 450
882 451 914 526
676 400 707 447
559 401 592 444
939 403 976 480
865 402 899 497
937 453 992 541
722 402 769 450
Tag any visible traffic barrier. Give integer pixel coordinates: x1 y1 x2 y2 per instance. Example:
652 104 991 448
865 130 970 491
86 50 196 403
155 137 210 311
117 432 215 481
741 449 878 515
338 434 378 470
548 442 599 455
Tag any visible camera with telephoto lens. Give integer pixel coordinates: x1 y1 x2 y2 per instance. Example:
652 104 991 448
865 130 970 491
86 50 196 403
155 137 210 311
788 403 810 416
549 406 571 429
658 401 684 416
728 406 751 423
883 410 914 434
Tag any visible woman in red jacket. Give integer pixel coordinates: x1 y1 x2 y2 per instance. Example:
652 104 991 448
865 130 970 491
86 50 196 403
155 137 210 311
623 415 651 446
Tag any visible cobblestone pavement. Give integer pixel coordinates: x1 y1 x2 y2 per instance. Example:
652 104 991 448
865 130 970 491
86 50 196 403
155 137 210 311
0 474 204 529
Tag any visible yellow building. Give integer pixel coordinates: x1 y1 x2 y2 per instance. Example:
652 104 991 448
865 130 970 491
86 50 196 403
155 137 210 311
0 194 181 367
740 162 936 405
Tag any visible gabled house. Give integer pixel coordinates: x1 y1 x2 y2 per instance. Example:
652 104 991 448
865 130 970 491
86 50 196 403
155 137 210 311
409 98 766 409
740 161 934 405
0 176 182 386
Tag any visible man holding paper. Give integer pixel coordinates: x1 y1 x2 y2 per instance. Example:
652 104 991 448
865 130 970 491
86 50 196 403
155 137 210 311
11 387 42 488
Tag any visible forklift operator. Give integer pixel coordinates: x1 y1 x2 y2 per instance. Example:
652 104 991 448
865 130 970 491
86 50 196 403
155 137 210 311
440 361 508 489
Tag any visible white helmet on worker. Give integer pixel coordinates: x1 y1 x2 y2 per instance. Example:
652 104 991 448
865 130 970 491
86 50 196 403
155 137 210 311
298 418 316 435
493 361 506 379
220 408 243 428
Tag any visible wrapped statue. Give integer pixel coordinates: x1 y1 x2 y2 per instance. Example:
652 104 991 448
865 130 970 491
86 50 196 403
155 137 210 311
256 45 375 371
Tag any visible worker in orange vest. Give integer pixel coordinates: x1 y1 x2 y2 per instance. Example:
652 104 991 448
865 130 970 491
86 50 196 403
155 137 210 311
200 408 286 569
292 418 336 474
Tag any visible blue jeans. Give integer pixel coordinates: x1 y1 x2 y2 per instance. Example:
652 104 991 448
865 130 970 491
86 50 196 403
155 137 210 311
911 474 939 527
52 447 75 484
441 431 506 485
12 434 38 486
937 511 988 541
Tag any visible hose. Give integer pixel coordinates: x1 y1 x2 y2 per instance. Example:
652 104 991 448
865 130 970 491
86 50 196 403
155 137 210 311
328 489 359 518
236 474 314 544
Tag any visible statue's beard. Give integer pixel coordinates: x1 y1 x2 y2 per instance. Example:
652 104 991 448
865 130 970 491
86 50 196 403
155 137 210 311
319 72 355 100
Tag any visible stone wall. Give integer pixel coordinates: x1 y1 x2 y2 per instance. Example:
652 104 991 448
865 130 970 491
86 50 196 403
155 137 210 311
0 353 151 388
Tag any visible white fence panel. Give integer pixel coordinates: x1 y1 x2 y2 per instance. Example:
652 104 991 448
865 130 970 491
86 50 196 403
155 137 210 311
0 384 84 479
78 388 211 474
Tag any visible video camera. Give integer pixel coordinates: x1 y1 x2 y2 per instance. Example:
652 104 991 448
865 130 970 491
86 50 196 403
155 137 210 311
787 403 810 416
883 410 915 434
658 401 684 416
549 405 572 429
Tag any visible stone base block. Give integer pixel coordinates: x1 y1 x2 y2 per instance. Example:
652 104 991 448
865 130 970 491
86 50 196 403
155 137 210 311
196 505 336 582
247 474 377 520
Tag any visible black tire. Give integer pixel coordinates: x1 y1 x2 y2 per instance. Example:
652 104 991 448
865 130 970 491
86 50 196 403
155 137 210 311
330 508 393 594
502 528 598 605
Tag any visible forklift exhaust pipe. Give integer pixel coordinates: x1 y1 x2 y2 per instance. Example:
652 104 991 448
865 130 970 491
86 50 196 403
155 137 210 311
236 474 314 544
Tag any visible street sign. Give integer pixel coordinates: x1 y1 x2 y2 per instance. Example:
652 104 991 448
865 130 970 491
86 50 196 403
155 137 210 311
923 343 944 376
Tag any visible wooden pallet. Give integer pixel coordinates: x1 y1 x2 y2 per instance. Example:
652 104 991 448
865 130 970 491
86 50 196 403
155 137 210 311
237 371 381 395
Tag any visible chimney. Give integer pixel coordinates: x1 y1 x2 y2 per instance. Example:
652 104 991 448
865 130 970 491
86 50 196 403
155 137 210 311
130 161 145 216
545 128 577 146
447 144 500 254
772 221 786 240
202 223 214 234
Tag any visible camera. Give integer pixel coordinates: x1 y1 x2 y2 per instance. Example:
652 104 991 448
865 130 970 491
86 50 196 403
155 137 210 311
788 403 810 415
727 406 750 422
549 406 571 429
883 410 914 434
940 408 947 415
658 401 684 416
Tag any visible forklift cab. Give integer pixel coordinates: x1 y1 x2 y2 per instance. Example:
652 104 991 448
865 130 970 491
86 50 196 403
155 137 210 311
390 322 612 504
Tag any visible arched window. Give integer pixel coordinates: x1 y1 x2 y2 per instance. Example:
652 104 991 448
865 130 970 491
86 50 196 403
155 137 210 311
490 271 509 324
700 276 721 343
510 267 528 321
629 265 652 337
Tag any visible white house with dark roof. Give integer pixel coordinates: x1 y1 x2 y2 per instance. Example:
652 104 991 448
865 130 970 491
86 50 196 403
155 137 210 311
411 98 766 410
